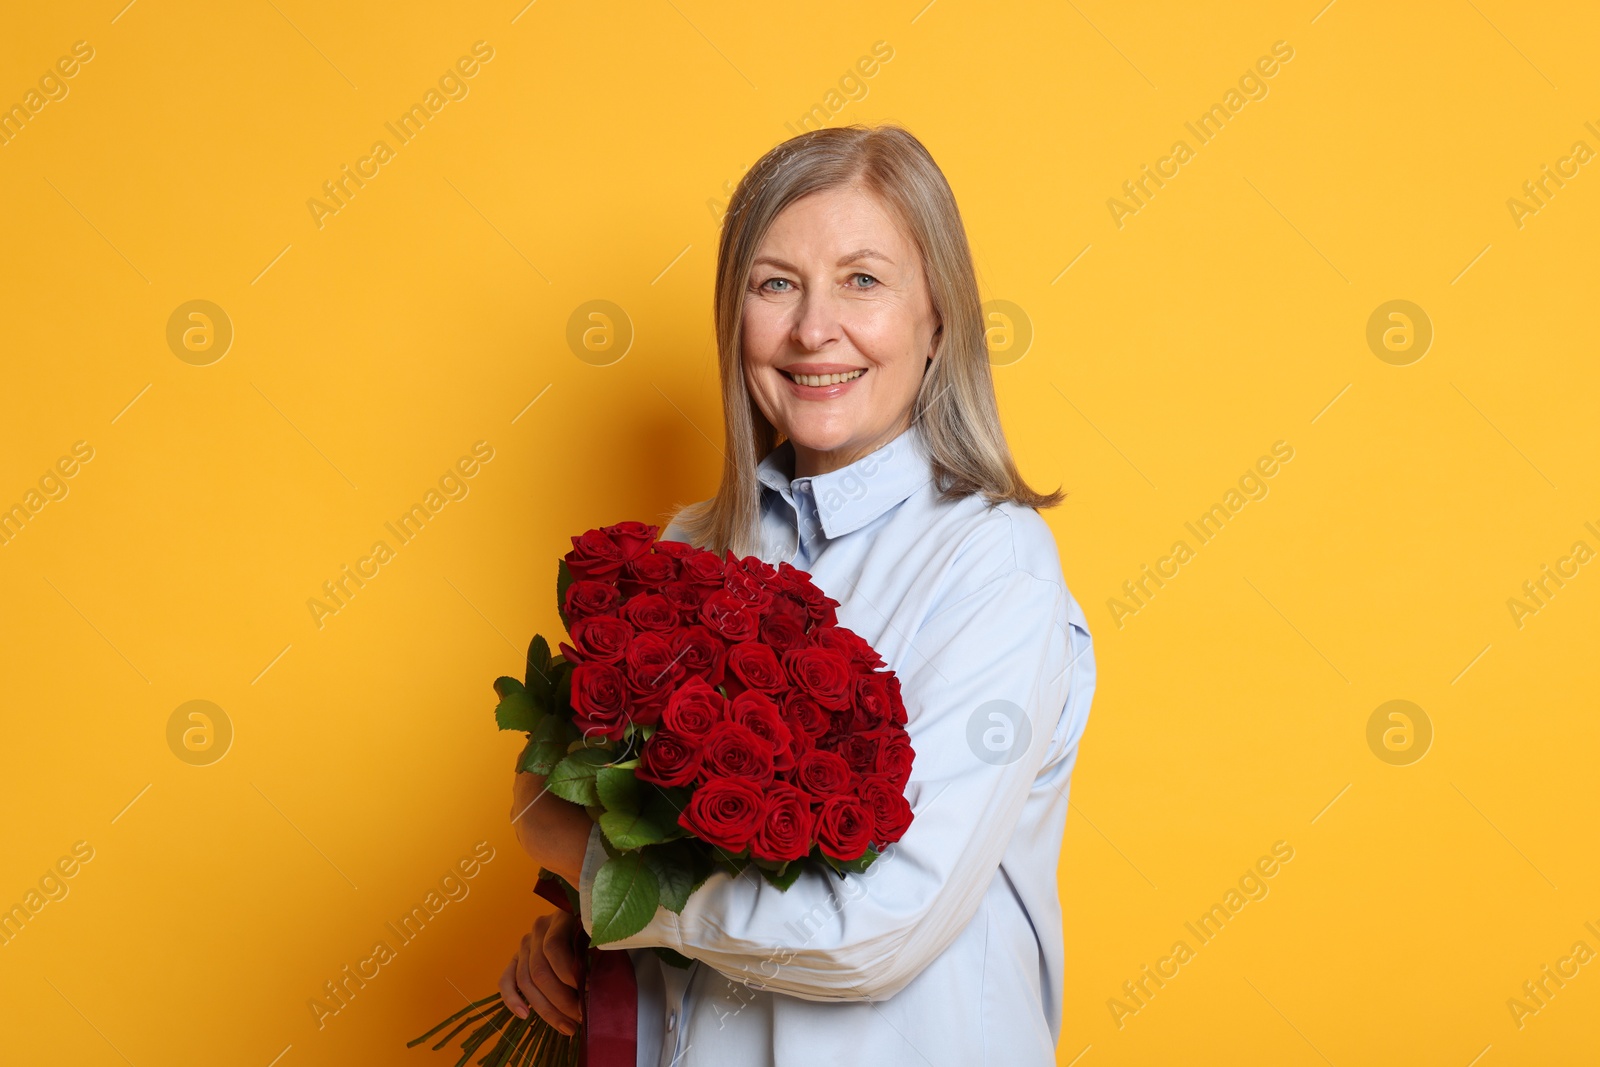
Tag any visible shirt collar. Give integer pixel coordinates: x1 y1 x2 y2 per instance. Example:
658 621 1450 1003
756 420 935 540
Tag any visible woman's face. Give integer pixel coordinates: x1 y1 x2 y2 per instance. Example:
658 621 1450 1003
741 183 941 478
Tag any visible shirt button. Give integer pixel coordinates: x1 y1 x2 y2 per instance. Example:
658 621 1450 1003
666 1010 677 1032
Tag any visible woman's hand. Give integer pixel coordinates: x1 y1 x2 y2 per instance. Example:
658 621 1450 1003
510 770 591 884
499 910 584 1034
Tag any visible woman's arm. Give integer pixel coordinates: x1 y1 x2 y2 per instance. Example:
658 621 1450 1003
510 769 591 885
576 517 1095 1001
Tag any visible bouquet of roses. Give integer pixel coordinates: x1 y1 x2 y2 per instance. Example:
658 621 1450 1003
409 521 915 1066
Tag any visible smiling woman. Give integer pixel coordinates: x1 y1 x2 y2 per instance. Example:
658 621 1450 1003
503 125 1097 1067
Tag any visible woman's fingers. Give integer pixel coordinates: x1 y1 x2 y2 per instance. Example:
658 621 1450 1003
543 911 581 992
528 917 583 1022
515 918 581 1035
498 952 528 1019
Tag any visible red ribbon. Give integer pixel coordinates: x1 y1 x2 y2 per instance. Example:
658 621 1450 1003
534 876 637 1067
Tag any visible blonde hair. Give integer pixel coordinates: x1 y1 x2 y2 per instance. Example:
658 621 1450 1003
669 123 1063 557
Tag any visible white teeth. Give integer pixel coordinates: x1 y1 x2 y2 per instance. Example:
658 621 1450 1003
790 369 864 386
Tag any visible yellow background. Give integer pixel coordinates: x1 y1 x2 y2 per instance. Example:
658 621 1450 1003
2 1 1597 1063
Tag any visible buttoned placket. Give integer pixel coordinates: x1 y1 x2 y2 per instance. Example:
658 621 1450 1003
790 476 826 566
656 958 695 1067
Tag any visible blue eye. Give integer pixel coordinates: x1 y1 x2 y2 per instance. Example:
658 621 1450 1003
760 277 792 292
851 273 879 288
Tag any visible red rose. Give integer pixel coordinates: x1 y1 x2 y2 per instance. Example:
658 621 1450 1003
724 641 786 698
787 578 840 627
700 721 775 785
875 730 914 789
621 592 681 635
567 615 633 664
782 693 831 740
816 796 873 861
811 625 886 671
699 590 760 642
623 634 684 727
679 550 727 586
638 730 702 788
751 783 816 862
766 592 810 629
738 555 778 584
782 648 854 710
618 552 678 598
569 662 631 741
564 580 621 622
625 632 685 695
775 560 813 591
757 612 808 653
851 672 896 725
660 580 709 622
662 677 725 738
860 775 913 844
726 690 794 770
794 749 853 799
679 777 765 855
723 568 775 614
883 673 907 725
564 529 629 583
671 626 727 689
600 520 659 560
651 538 697 559
838 732 879 775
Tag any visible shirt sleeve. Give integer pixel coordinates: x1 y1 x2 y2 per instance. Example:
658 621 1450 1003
576 519 1081 1002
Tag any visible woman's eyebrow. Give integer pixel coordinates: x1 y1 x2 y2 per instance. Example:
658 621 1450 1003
838 248 891 266
751 249 894 271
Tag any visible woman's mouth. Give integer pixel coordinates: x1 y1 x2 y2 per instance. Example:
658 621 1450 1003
780 368 866 387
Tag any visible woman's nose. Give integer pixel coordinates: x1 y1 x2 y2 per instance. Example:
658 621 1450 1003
790 290 844 350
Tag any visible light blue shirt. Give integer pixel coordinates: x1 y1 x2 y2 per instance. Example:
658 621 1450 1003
577 419 1097 1065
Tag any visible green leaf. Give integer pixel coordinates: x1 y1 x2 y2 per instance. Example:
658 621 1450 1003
589 852 660 945
517 715 569 776
596 767 642 813
642 843 696 913
652 946 695 969
821 847 881 877
493 677 544 733
759 860 805 890
554 662 573 717
687 845 716 893
641 785 690 842
599 808 669 849
546 748 611 806
556 559 576 631
525 634 554 699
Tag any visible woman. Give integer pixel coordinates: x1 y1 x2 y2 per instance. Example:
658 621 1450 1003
499 124 1096 1065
